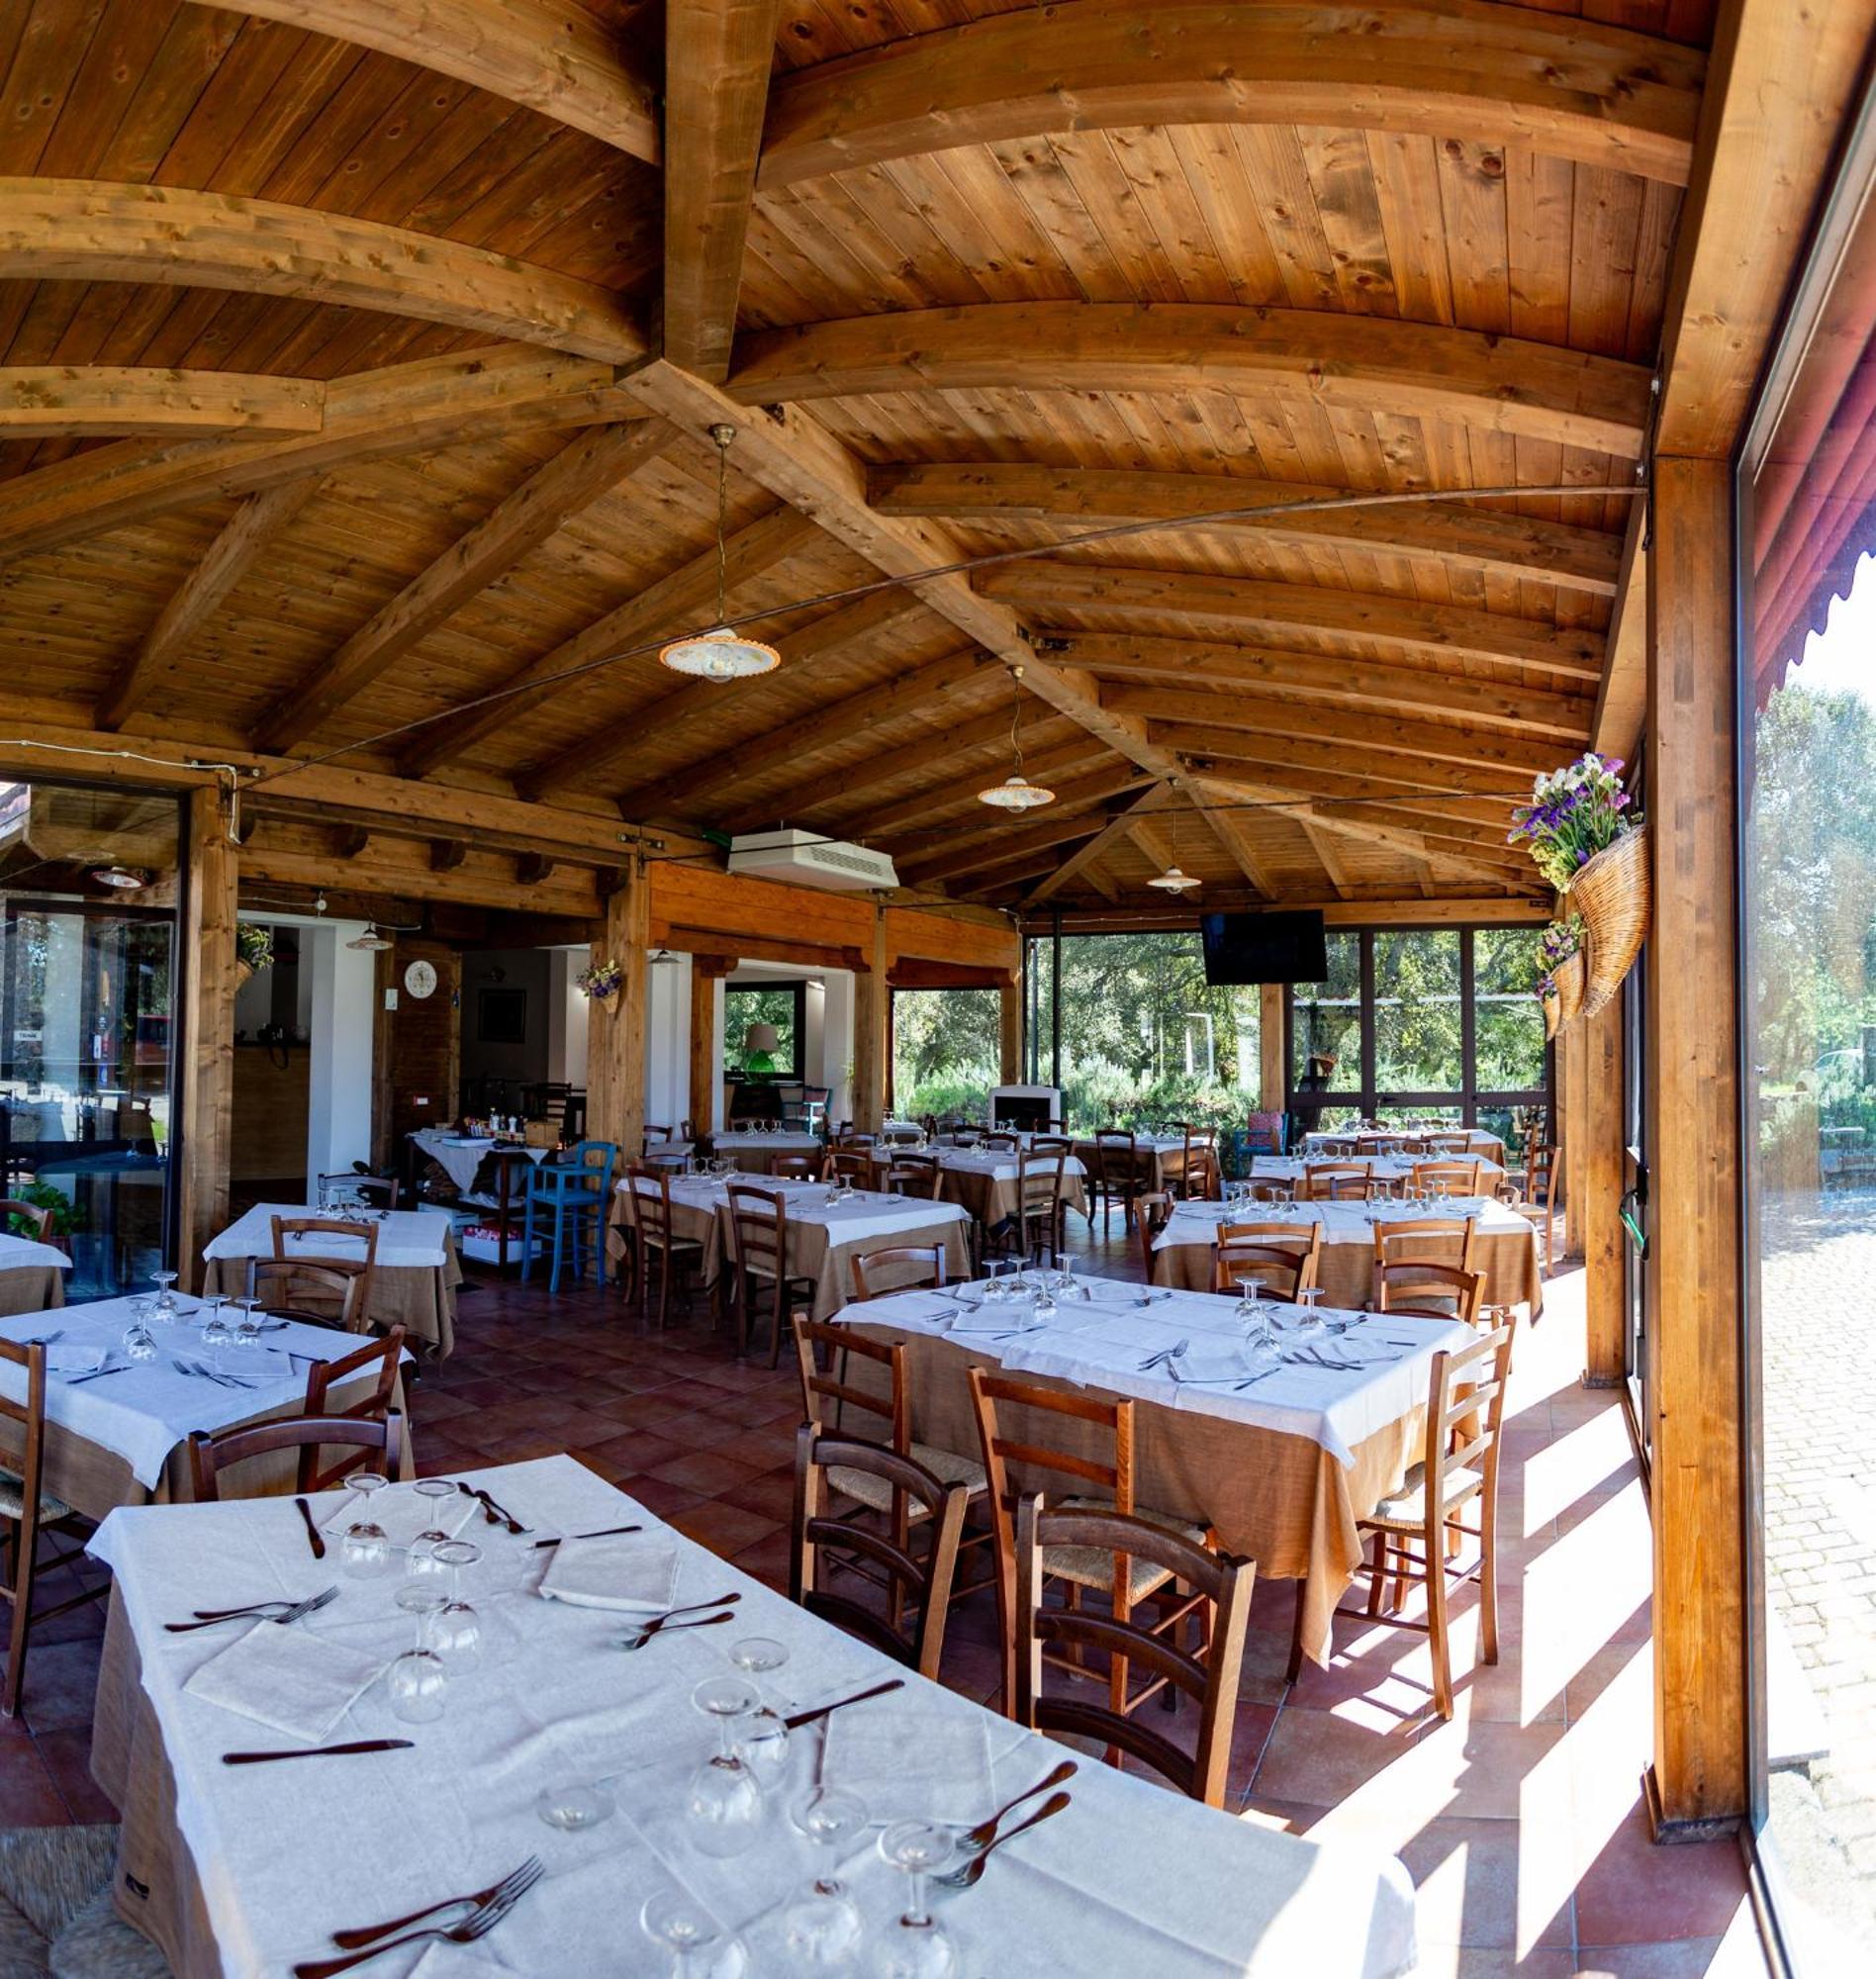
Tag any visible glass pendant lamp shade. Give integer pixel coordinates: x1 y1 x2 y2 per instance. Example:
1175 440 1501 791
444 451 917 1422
658 624 781 679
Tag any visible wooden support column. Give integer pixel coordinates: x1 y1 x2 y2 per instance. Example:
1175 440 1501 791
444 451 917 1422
1644 455 1744 1836
586 862 650 1167
1582 996 1627 1384
1260 984 1286 1114
1560 1016 1591 1261
178 786 236 1289
851 914 889 1133
998 975 1023 1084
688 955 733 1138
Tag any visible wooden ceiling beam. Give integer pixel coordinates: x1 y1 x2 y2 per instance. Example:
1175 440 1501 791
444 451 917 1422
852 739 1115 840
186 2 661 164
0 367 323 437
1151 718 1523 807
1186 773 1274 895
1197 773 1529 879
96 477 322 731
869 463 1627 598
759 0 1703 190
1023 786 1168 906
899 811 1117 888
728 304 1651 459
663 1 780 379
892 764 1157 875
255 423 676 754
0 179 648 364
984 561 1605 681
0 345 633 566
1052 632 1592 743
406 505 819 779
1592 504 1650 762
1207 775 1529 887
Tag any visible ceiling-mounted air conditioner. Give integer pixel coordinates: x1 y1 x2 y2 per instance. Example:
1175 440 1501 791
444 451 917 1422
726 829 897 893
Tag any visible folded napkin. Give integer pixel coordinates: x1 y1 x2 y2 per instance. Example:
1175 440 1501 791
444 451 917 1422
212 1345 297 1384
822 1705 993 1825
47 1342 109 1376
409 1948 511 1979
184 1618 387 1743
537 1536 678 1613
1163 1351 1253 1387
867 1291 955 1325
323 1483 479 1547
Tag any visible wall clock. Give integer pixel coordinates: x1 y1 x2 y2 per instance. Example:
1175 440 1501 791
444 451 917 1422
403 959 438 999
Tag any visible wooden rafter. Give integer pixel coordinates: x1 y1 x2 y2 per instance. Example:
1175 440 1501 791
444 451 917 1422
255 423 676 754
663 1 781 379
1210 774 1528 887
893 763 1157 879
404 505 820 778
849 739 1115 841
0 367 323 436
984 562 1605 681
758 0 1703 190
1198 772 1526 877
0 180 648 364
1024 787 1168 906
97 478 323 732
728 304 1652 458
1187 776 1274 895
899 809 1118 888
1152 720 1523 807
868 463 1626 598
186 1 661 164
0 347 632 566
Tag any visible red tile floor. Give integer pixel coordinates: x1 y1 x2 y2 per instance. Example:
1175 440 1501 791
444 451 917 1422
2 1229 1773 1976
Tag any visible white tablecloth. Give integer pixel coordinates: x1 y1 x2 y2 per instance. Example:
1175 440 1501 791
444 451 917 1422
1302 1129 1503 1157
409 1134 548 1195
923 1148 1087 1185
849 1282 1470 1468
627 1172 972 1251
205 1202 454 1272
0 1230 72 1273
1248 1153 1505 1187
89 1454 1418 1978
0 1299 379 1490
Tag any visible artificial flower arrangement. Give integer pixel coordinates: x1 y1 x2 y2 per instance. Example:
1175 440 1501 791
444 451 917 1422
1507 755 1640 891
1535 913 1587 1031
577 957 624 1001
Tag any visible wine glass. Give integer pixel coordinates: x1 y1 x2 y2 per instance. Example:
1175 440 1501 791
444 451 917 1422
387 1587 447 1723
686 1674 765 1857
151 1270 180 1317
536 1776 616 1832
780 1788 869 1967
726 1637 790 1775
1292 1285 1328 1344
232 1296 263 1354
640 1889 746 1978
199 1300 231 1362
121 1315 157 1363
874 1821 960 1978
427 1539 481 1671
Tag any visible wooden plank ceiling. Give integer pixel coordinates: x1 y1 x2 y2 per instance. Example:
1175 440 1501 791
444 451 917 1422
0 0 1724 919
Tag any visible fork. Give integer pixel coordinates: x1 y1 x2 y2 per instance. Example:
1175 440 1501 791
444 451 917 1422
164 1586 335 1633
293 1868 539 1976
935 1790 1073 1888
617 1609 736 1650
1137 1337 1187 1371
328 1856 543 1950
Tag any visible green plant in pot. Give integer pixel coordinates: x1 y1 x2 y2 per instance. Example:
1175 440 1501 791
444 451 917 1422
235 922 275 988
5 1179 80 1240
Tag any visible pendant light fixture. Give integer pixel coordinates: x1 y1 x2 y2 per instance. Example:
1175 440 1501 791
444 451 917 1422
1147 784 1201 894
977 665 1056 811
658 424 782 681
347 925 394 951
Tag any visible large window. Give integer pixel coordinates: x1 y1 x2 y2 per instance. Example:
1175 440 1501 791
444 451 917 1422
722 982 805 1081
1291 931 1361 1099
892 989 1000 1119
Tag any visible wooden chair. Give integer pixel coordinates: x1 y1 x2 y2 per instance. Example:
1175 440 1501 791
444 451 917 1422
982 1130 1021 1153
1509 1145 1559 1272
723 1183 814 1366
243 1258 368 1332
821 1150 872 1183
1173 1124 1219 1200
1030 1133 1075 1157
850 1247 949 1299
1133 1190 1175 1278
619 1164 704 1330
0 1340 105 1716
772 1154 819 1181
967 1368 1213 1721
1425 1133 1473 1156
1091 1129 1146 1233
299 1328 408 1490
642 1125 675 1152
1411 1159 1484 1196
885 1154 943 1199
1371 1212 1475 1278
317 1171 400 1211
792 1426 968 1681
188 1410 407 1504
1212 1223 1322 1301
1373 1261 1485 1324
0 1199 51 1241
269 1217 378 1326
1301 1161 1369 1200
1312 1315 1517 1717
1014 1495 1254 1806
1007 1151 1068 1264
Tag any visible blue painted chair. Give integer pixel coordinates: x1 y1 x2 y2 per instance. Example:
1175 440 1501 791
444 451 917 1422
521 1140 617 1292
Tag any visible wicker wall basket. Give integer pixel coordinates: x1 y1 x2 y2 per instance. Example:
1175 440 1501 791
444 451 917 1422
1572 823 1651 1019
1543 992 1560 1041
1553 949 1586 1026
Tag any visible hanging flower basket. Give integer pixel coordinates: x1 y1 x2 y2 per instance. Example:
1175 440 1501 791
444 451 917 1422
1573 821 1651 1018
577 958 623 1003
1542 990 1561 1041
1553 948 1586 1026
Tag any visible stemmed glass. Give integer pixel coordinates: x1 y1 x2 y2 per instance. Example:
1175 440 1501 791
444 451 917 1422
685 1675 765 1857
426 1539 482 1670
726 1637 790 1776
232 1295 263 1354
1292 1285 1328 1344
151 1270 180 1317
121 1307 157 1362
780 1788 869 1967
388 1586 447 1723
199 1299 232 1362
874 1821 960 1978
1234 1274 1282 1378
640 1889 745 1977
339 1471 392 1578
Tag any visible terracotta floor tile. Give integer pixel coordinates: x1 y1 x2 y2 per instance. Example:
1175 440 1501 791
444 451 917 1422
642 1448 765 1498
666 1499 781 1558
0 1738 71 1824
36 1726 118 1824
1572 1803 1750 1946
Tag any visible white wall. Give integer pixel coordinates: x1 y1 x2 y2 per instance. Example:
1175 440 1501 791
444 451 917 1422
545 948 590 1086
820 971 854 1126
644 951 690 1133
302 923 375 1181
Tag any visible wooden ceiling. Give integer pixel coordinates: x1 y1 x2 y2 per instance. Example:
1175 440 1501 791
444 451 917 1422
0 0 1731 920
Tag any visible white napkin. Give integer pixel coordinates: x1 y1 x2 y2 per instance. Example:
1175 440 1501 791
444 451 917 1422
184 1619 387 1743
1163 1351 1250 1387
946 1307 1021 1335
46 1342 108 1375
409 1948 511 1978
822 1705 993 1824
537 1536 678 1613
322 1484 479 1547
212 1345 297 1384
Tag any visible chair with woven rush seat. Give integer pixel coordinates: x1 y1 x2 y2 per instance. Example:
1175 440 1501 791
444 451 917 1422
1014 1495 1254 1807
1506 1144 1559 1272
821 1150 872 1184
791 1426 968 1680
771 1154 819 1181
724 1183 815 1366
1172 1123 1219 1200
1301 1161 1369 1200
884 1153 943 1199
1411 1158 1484 1197
0 1339 106 1717
1374 1262 1485 1325
0 1825 170 1976
1212 1222 1323 1302
1007 1149 1068 1265
1133 1190 1175 1278
1369 1216 1479 1314
521 1139 617 1292
618 1164 704 1331
268 1217 378 1328
298 1327 408 1491
317 1171 400 1212
1091 1128 1146 1233
850 1247 949 1300
967 1367 1215 1726
188 1410 407 1503
243 1258 367 1333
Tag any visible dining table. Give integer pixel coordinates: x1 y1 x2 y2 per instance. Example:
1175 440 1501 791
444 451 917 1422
1073 1132 1198 1194
615 1172 973 1319
0 1228 70 1315
1150 1195 1544 1313
0 1299 409 1519
1301 1128 1510 1168
661 1130 825 1175
863 1144 1090 1229
86 1452 1419 1977
201 1203 464 1357
408 1130 550 1196
1247 1152 1507 1191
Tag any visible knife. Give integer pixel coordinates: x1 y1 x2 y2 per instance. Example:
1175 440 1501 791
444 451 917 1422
223 1740 414 1765
295 1495 327 1560
784 1677 903 1731
531 1523 644 1550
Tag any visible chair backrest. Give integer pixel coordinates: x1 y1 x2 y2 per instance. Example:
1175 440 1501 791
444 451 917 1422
1371 1214 1478 1282
0 1198 52 1241
1412 1159 1483 1194
885 1154 942 1198
724 1183 788 1280
1524 1145 1557 1207
622 1163 678 1249
643 1125 674 1147
822 1150 871 1182
188 1409 406 1502
300 1328 407 1489
1426 1133 1472 1154
1014 1494 1253 1807
553 1140 618 1196
1212 1222 1323 1299
1093 1129 1138 1190
982 1130 1020 1152
1134 1189 1174 1276
1374 1260 1485 1323
772 1154 819 1181
0 1338 50 1548
1420 1314 1517 1513
269 1218 378 1323
791 1426 967 1680
794 1315 905 1446
1029 1133 1074 1157
1301 1161 1369 1199
244 1258 368 1332
850 1246 948 1300
1015 1150 1065 1222
318 1172 400 1211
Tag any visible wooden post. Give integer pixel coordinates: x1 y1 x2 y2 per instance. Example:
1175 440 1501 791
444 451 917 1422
1582 996 1627 1384
178 786 236 1289
851 914 889 1133
688 955 732 1139
586 860 650 1164
1560 1017 1590 1261
1644 455 1745 1836
1260 983 1286 1114
998 975 1023 1084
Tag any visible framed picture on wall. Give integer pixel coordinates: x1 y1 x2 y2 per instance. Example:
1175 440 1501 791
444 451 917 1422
477 987 527 1045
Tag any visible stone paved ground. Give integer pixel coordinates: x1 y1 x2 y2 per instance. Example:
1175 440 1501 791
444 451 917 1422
1758 1184 1876 1955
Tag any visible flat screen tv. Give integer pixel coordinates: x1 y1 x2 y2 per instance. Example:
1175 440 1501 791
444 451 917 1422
1199 910 1329 986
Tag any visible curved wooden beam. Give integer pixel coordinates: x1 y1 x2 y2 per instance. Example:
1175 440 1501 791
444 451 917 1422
758 0 1703 190
0 346 632 565
729 304 1651 458
867 462 1625 597
0 367 323 436
184 1 660 165
0 180 648 363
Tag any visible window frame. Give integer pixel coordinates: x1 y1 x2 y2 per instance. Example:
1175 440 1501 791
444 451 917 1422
721 979 807 1083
